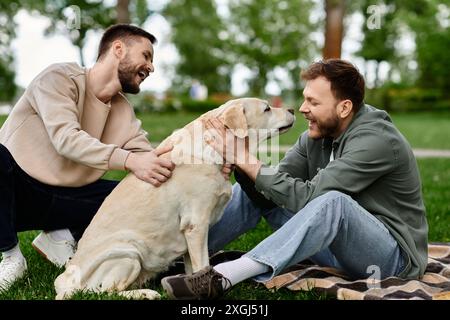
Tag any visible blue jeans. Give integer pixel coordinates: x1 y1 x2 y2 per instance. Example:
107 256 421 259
208 184 405 281
0 144 119 252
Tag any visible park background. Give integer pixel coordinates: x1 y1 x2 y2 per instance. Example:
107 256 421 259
0 0 449 300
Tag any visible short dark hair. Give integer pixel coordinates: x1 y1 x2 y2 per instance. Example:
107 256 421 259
301 59 365 111
97 24 157 61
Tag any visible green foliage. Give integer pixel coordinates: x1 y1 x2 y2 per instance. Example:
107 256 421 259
356 1 398 87
163 0 316 98
177 97 224 113
394 0 450 95
414 20 450 94
25 0 155 66
163 0 231 94
366 86 450 112
357 1 398 61
0 56 16 102
127 93 224 113
130 0 152 26
227 0 316 97
35 0 116 65
356 0 449 95
0 0 22 102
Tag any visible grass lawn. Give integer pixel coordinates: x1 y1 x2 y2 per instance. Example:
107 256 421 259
0 110 449 300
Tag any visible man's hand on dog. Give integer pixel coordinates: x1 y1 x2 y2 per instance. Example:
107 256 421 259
125 144 176 187
205 118 261 181
221 163 234 180
204 118 246 164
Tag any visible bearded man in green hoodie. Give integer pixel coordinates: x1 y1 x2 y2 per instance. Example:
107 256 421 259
161 59 429 300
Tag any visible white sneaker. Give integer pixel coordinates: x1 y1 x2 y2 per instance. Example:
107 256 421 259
32 232 76 268
0 255 27 291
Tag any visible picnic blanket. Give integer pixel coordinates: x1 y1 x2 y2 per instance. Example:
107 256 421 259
264 243 450 300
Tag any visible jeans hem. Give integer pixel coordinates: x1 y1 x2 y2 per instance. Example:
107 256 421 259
0 241 19 253
244 253 278 282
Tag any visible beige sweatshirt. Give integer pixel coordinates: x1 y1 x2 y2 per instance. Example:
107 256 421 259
0 62 152 187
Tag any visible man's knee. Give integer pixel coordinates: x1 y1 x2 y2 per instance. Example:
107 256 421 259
317 190 352 203
301 190 354 221
0 146 14 176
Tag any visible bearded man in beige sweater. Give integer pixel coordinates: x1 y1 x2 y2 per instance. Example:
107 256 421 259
0 24 182 291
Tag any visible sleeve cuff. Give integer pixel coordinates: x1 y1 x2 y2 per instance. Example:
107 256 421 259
108 148 131 170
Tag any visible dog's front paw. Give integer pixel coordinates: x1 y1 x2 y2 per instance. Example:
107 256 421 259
118 289 161 300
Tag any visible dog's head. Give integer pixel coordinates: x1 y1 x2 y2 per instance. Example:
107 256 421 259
217 98 295 140
167 98 295 165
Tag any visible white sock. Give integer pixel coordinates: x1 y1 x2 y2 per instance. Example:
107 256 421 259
47 229 75 242
2 243 24 261
213 256 270 290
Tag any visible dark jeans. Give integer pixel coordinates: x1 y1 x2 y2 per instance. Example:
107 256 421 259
0 144 119 252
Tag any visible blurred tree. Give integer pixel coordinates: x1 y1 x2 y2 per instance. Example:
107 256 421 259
0 0 21 101
27 0 152 66
0 0 155 102
117 0 130 23
33 1 116 66
356 1 397 87
404 0 449 95
163 0 231 95
323 0 345 59
227 0 316 96
356 0 449 94
130 0 153 26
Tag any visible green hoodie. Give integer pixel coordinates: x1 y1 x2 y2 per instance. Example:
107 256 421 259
255 104 428 279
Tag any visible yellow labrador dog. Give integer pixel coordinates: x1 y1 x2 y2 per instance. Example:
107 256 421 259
54 98 295 299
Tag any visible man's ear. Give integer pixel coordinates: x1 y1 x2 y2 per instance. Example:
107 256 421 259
112 40 126 59
219 102 248 138
338 99 353 119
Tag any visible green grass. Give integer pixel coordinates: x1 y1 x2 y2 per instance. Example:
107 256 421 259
418 158 450 242
1 158 448 300
0 110 449 300
389 112 450 150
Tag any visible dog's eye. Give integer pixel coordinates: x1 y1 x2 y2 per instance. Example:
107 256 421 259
264 106 271 112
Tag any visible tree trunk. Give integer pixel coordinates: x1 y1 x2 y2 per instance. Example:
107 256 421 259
323 0 345 59
374 61 380 87
78 45 85 67
117 0 130 23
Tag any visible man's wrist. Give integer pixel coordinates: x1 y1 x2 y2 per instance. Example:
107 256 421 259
124 152 135 171
108 148 132 171
236 154 262 181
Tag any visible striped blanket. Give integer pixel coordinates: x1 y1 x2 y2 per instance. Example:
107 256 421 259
264 243 450 300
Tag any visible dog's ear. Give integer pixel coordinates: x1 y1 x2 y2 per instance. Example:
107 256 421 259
219 102 248 138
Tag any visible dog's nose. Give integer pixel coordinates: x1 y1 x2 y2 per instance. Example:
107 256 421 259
287 109 295 115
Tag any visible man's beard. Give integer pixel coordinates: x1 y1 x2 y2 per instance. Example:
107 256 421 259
314 115 340 139
308 106 341 140
118 56 140 94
